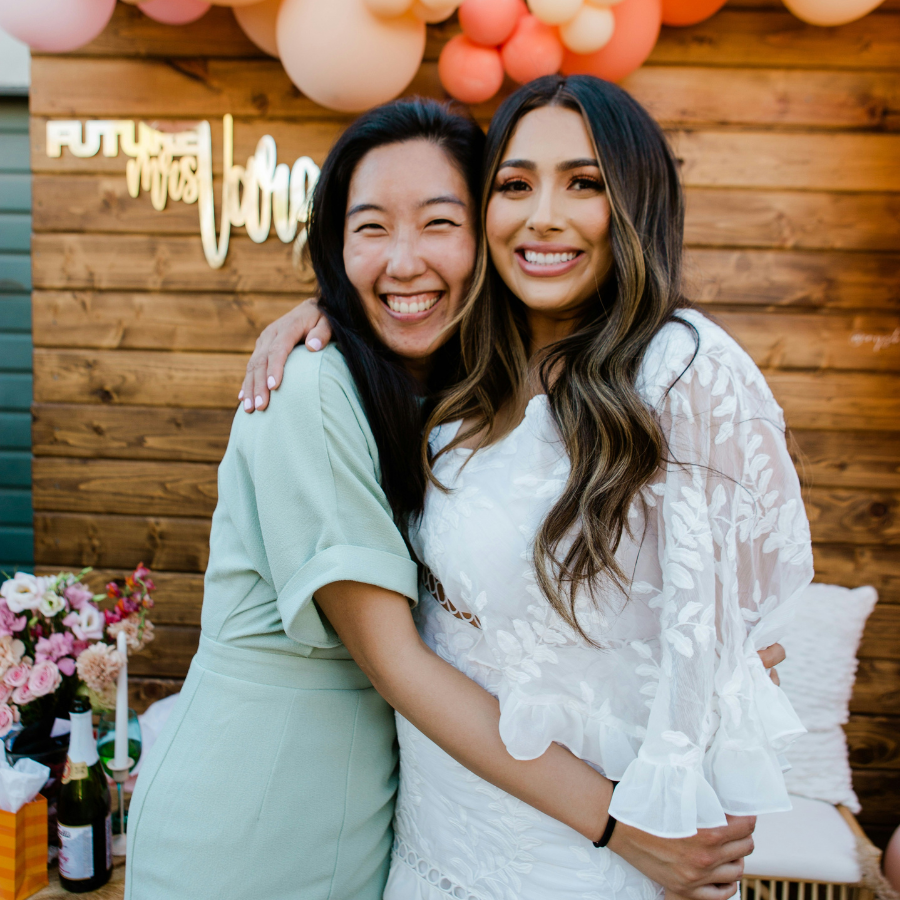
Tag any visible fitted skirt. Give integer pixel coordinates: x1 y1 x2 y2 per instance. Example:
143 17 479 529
125 635 398 900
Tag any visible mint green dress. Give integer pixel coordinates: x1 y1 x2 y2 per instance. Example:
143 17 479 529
125 346 418 900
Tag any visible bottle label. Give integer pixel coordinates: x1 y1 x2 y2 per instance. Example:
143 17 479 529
59 823 94 880
62 758 88 784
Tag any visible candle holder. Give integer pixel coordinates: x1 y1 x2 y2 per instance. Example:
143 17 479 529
107 758 133 857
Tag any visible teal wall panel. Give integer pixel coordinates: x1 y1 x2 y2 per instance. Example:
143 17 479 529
0 99 31 571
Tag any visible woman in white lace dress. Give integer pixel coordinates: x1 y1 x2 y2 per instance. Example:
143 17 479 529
382 75 813 900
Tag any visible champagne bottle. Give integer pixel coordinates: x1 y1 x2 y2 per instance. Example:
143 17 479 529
57 698 113 893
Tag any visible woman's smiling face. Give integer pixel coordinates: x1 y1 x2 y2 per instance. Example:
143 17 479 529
486 105 613 336
343 139 476 374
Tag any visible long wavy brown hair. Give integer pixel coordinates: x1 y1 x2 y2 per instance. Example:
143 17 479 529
424 75 695 641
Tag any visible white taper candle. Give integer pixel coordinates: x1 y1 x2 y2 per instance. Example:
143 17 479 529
114 630 129 767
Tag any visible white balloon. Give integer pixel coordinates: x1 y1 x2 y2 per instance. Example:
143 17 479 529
365 0 414 16
559 4 613 53
782 0 883 24
527 0 583 25
411 0 457 21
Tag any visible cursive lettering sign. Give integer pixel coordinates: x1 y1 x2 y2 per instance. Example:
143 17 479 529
46 116 320 271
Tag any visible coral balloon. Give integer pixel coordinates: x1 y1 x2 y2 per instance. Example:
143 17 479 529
561 0 660 82
661 0 725 25
501 14 565 83
782 0 883 25
411 0 458 20
559 4 614 52
0 0 115 52
527 0 583 24
439 34 505 104
139 0 211 24
234 0 281 55
364 0 414 15
458 0 526 47
277 0 426 112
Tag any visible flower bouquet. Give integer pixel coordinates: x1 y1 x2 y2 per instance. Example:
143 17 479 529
0 564 156 743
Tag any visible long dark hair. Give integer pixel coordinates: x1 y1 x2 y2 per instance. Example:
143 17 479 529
307 98 485 523
426 75 691 640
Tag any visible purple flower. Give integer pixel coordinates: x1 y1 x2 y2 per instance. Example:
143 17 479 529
63 582 93 610
0 604 27 639
57 657 76 677
35 632 74 664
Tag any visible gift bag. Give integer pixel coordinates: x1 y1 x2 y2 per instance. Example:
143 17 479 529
0 795 48 900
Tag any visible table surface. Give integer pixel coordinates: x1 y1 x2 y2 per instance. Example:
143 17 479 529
32 858 126 900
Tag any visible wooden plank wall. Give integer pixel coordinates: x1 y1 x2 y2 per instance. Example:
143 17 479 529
28 1 900 846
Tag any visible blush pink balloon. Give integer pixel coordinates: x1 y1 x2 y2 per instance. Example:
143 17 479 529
278 0 426 113
139 0 211 24
0 0 116 52
234 0 281 56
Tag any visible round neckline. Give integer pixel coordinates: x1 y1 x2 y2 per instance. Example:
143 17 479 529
442 394 548 457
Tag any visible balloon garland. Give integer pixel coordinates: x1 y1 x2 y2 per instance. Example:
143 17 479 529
0 0 888 112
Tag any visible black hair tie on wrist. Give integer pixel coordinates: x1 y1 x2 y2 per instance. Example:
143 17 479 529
594 781 618 849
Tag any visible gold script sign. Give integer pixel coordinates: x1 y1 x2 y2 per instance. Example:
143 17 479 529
46 115 321 270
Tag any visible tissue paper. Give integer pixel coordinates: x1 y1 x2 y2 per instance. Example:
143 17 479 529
0 758 49 816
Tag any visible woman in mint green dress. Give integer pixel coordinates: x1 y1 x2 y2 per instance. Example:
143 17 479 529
126 98 766 900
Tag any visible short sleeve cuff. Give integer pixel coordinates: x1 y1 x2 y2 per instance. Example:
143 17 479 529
277 544 419 648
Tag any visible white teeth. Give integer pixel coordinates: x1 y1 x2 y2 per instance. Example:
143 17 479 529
385 294 440 314
523 250 578 265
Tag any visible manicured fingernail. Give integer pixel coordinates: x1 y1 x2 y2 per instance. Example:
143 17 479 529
243 398 252 411
238 389 244 400
307 337 322 351
255 395 264 409
267 376 276 389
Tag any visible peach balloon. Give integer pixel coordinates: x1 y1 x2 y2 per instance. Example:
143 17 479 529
234 0 281 55
210 0 266 7
561 0 660 82
139 0 211 24
782 0 883 25
411 0 458 21
502 13 565 83
364 0 414 15
559 4 614 52
439 34 505 103
0 0 116 52
459 0 526 46
586 0 624 6
662 0 726 24
277 0 426 112
527 0 583 24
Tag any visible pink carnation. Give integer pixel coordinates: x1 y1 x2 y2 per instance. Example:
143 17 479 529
0 705 15 737
63 582 93 610
27 660 61 698
35 632 74 664
3 661 29 689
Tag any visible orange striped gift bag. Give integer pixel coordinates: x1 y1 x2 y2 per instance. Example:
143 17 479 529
0 795 48 900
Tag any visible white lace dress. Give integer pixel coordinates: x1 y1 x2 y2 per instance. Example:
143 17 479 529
384 310 814 900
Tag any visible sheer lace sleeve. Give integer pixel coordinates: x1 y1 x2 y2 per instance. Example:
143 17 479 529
606 320 813 837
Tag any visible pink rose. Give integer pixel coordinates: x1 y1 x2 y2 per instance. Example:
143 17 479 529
12 684 32 706
0 705 15 737
27 660 61 698
4 662 30 688
0 684 13 706
57 657 75 677
63 583 93 610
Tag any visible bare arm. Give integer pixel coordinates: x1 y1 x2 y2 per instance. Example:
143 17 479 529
317 580 759 900
240 298 332 412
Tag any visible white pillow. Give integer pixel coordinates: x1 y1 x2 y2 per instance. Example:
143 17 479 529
776 582 878 813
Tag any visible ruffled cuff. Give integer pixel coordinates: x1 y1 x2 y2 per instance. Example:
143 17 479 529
609 754 728 838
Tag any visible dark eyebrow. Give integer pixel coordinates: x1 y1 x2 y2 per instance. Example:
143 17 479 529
558 158 600 172
498 159 535 172
346 202 385 218
419 195 466 209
